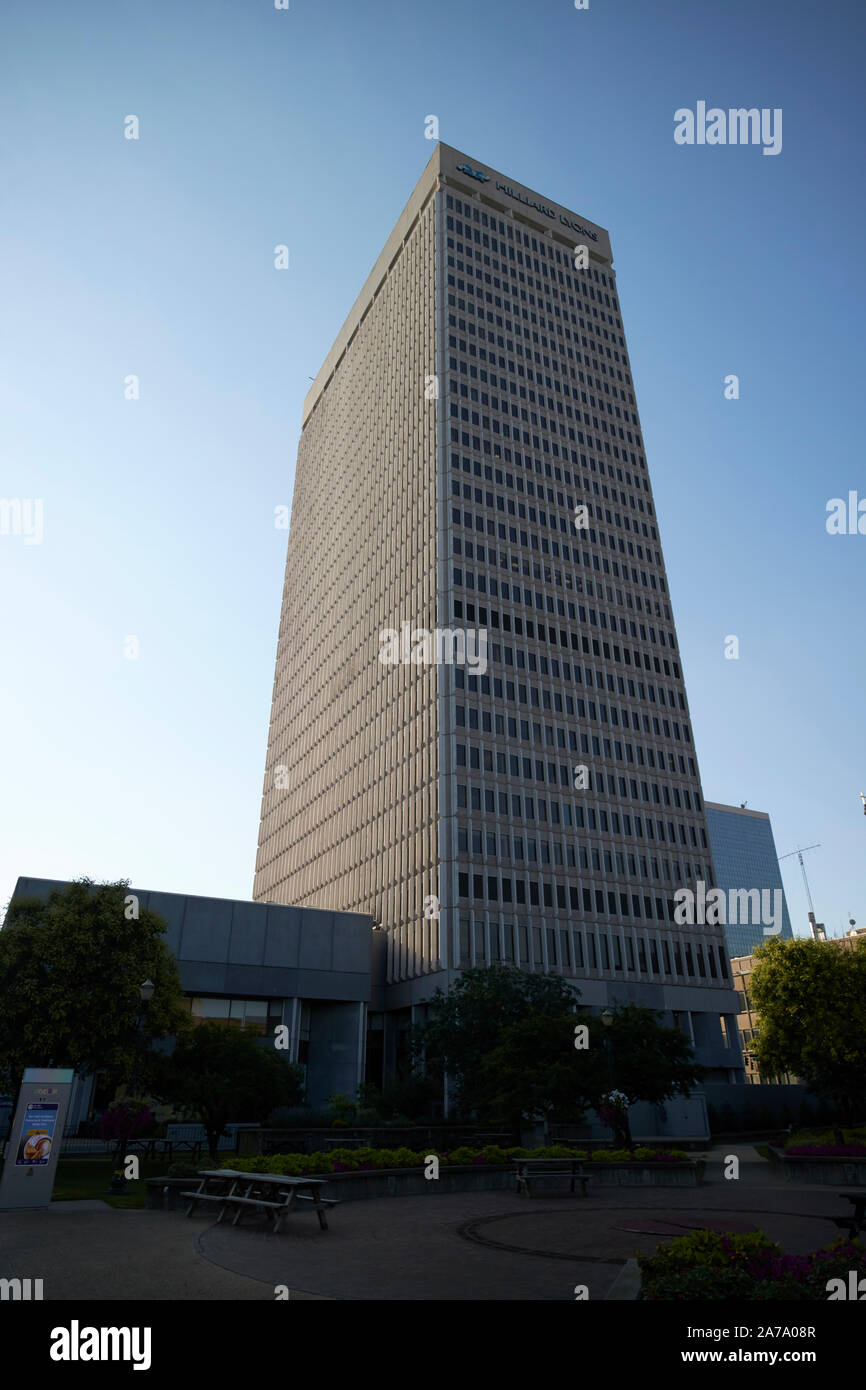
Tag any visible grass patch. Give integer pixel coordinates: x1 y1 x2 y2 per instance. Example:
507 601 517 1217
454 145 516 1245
51 1158 171 1210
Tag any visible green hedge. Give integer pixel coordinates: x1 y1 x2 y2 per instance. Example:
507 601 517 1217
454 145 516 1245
220 1144 690 1176
783 1127 866 1151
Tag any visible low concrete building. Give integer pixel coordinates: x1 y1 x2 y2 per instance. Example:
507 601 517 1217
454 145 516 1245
9 878 376 1112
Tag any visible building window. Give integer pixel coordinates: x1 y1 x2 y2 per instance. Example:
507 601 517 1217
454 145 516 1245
184 997 282 1036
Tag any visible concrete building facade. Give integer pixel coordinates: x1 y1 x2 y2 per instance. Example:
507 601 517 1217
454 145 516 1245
9 878 376 1111
253 144 744 1087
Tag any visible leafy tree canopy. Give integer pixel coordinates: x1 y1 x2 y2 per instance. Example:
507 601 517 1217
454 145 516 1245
749 936 866 1112
151 1021 304 1158
415 963 581 1116
0 878 189 1093
416 967 703 1140
480 1003 703 1138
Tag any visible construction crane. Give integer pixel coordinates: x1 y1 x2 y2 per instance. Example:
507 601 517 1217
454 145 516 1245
778 844 822 937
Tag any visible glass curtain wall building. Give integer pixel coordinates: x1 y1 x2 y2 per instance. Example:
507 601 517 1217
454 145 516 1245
704 802 794 958
254 144 743 1084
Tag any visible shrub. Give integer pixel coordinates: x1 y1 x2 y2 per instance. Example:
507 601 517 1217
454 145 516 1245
480 1144 508 1164
639 1229 866 1300
166 1161 202 1178
217 1142 690 1177
784 1126 866 1154
444 1146 478 1166
98 1101 154 1143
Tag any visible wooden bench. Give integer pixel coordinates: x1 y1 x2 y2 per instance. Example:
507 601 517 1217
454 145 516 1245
510 1157 591 1198
181 1192 239 1224
225 1193 295 1233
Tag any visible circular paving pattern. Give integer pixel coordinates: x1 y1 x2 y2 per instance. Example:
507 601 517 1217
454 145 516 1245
458 1204 836 1265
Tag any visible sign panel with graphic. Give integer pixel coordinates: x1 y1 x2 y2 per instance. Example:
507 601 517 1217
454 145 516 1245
0 1070 74 1209
15 1101 59 1166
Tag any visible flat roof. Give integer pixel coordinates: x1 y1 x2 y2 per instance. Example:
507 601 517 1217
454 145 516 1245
704 802 770 820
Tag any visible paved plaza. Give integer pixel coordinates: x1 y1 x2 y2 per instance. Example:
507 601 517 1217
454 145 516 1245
1 1147 855 1301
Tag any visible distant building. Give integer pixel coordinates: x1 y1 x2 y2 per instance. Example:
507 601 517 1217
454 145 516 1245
704 802 793 958
731 928 866 1084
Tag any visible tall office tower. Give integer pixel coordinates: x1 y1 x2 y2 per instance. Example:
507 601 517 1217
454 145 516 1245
704 802 794 958
255 144 742 1083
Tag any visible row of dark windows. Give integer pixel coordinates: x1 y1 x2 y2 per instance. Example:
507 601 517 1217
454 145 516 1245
446 238 620 320
447 343 636 461
445 196 616 293
450 450 652 534
450 355 647 486
460 919 729 984
452 534 669 623
447 312 644 458
451 388 636 460
455 724 696 811
457 826 707 885
455 761 705 850
451 479 659 564
448 261 622 373
451 276 623 362
449 351 634 419
455 665 685 721
448 447 649 522
455 780 706 837
451 372 638 453
453 567 674 655
452 507 663 603
445 202 621 328
451 596 685 697
456 872 715 946
453 676 692 769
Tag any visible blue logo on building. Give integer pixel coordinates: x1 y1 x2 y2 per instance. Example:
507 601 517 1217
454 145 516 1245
456 163 490 183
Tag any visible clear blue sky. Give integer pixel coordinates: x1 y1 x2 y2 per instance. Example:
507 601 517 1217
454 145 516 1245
1 0 863 938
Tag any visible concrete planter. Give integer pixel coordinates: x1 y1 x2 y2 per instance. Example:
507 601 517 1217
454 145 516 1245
146 1159 700 1209
770 1147 866 1185
562 1162 700 1188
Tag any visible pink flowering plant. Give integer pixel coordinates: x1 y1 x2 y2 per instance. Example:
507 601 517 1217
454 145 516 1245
640 1229 866 1300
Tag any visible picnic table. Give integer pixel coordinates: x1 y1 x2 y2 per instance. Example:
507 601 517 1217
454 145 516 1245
509 1156 591 1198
833 1191 866 1238
182 1169 336 1234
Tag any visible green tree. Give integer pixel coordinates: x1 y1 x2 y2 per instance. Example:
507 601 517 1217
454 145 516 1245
749 936 866 1117
478 1012 592 1138
576 1005 705 1146
0 878 189 1095
414 963 581 1122
415 971 702 1145
152 1022 304 1159
480 1004 703 1145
